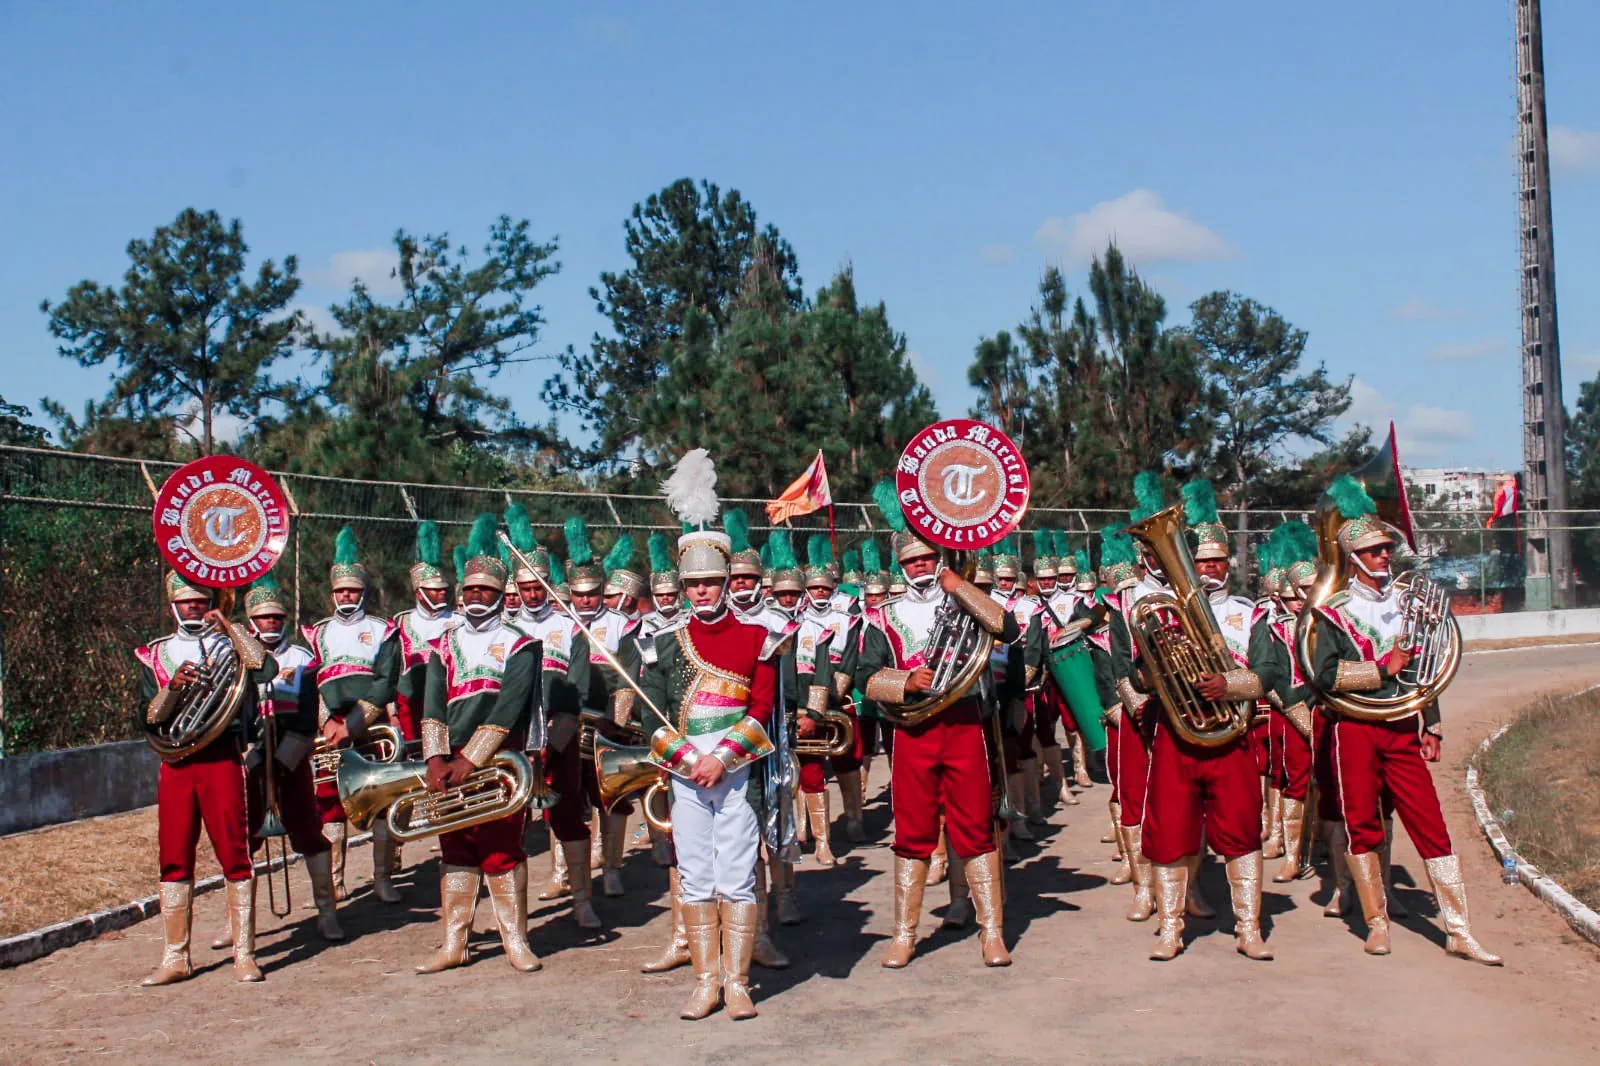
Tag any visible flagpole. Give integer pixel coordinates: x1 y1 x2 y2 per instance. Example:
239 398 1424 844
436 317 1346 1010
828 503 838 561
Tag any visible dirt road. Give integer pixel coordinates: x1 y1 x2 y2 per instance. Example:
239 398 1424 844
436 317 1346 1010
3 645 1597 1065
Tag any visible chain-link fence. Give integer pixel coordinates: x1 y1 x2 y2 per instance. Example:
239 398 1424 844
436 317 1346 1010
2 443 1593 755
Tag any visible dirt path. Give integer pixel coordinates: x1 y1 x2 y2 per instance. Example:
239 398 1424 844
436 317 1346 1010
2 646 1597 1065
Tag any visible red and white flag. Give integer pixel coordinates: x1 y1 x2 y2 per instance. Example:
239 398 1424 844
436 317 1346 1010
1487 477 1517 527
767 450 832 525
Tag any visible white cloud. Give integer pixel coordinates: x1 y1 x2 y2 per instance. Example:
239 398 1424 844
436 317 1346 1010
1340 379 1475 461
979 244 1014 266
1392 297 1461 322
1034 189 1233 265
306 247 401 296
1549 125 1600 178
1429 338 1506 362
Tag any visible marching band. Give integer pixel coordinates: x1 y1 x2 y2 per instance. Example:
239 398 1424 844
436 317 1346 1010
132 420 1502 1020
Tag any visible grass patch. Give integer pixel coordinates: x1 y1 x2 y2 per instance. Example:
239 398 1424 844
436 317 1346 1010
1479 689 1600 912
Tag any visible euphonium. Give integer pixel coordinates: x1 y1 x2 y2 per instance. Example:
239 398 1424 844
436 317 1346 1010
593 733 672 833
311 723 402 787
1293 439 1462 721
879 553 994 727
336 748 548 843
147 619 253 763
1124 503 1252 747
793 705 857 757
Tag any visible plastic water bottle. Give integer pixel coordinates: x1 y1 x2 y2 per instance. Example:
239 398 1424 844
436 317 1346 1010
1501 855 1518 885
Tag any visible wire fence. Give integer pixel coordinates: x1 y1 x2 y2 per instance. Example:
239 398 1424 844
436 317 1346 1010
2 443 1594 755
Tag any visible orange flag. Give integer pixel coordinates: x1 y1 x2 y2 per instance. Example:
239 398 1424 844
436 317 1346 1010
767 450 832 525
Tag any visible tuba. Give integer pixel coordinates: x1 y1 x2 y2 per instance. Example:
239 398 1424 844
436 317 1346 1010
879 552 997 727
337 748 550 843
147 608 254 763
1294 430 1462 721
593 733 672 833
311 722 402 786
1124 504 1253 747
793 705 857 757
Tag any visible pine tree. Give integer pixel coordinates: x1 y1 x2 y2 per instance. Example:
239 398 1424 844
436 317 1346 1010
40 207 301 455
541 179 801 471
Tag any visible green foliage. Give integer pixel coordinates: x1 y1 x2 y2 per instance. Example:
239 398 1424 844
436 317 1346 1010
967 330 1032 443
0 395 48 447
1568 369 1600 588
1187 290 1352 522
41 207 300 456
284 216 561 483
542 178 801 470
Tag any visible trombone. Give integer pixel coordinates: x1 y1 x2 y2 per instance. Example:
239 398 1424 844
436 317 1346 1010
495 532 693 777
255 704 294 919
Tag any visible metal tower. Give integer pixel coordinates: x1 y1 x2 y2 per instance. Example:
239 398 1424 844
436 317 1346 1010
1513 0 1573 609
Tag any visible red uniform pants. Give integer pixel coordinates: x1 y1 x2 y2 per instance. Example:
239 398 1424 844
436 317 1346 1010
1115 707 1152 828
890 701 995 861
1033 686 1064 750
158 742 253 883
1313 709 1342 823
392 692 421 743
246 755 330 857
1269 709 1313 802
1141 722 1262 864
859 717 894 761
1332 715 1452 859
440 810 528 875
545 731 591 843
1247 715 1271 777
1102 716 1121 793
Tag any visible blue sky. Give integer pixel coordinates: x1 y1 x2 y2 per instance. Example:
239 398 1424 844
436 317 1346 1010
4 1 1599 472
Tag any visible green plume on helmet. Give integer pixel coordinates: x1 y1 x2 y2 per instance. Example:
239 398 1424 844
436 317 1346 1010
861 538 882 574
842 548 861 575
648 531 674 574
1073 548 1091 574
1031 529 1051 560
722 508 751 553
549 554 567 584
333 526 360 565
996 533 1019 557
467 513 499 561
1275 520 1319 567
1326 475 1377 520
870 479 907 533
760 541 772 567
767 528 799 571
889 553 904 577
807 533 834 569
1130 472 1166 523
1257 528 1281 578
603 533 635 573
563 516 594 567
416 520 441 566
505 502 536 553
975 548 994 569
1098 524 1138 567
453 544 468 585
1181 478 1220 526
250 569 282 593
1048 529 1071 559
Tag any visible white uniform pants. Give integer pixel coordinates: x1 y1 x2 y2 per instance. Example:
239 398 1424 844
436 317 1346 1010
670 748 758 904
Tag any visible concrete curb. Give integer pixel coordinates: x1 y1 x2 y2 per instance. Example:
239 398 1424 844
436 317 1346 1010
1465 690 1600 949
0 832 373 970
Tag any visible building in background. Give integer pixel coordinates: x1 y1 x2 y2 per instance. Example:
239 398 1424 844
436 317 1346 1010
1404 467 1517 512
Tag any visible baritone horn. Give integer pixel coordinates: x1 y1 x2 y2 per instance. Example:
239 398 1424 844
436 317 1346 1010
593 733 672 833
1294 429 1461 721
311 722 402 786
1125 503 1252 747
793 705 856 757
337 748 549 843
146 602 255 763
